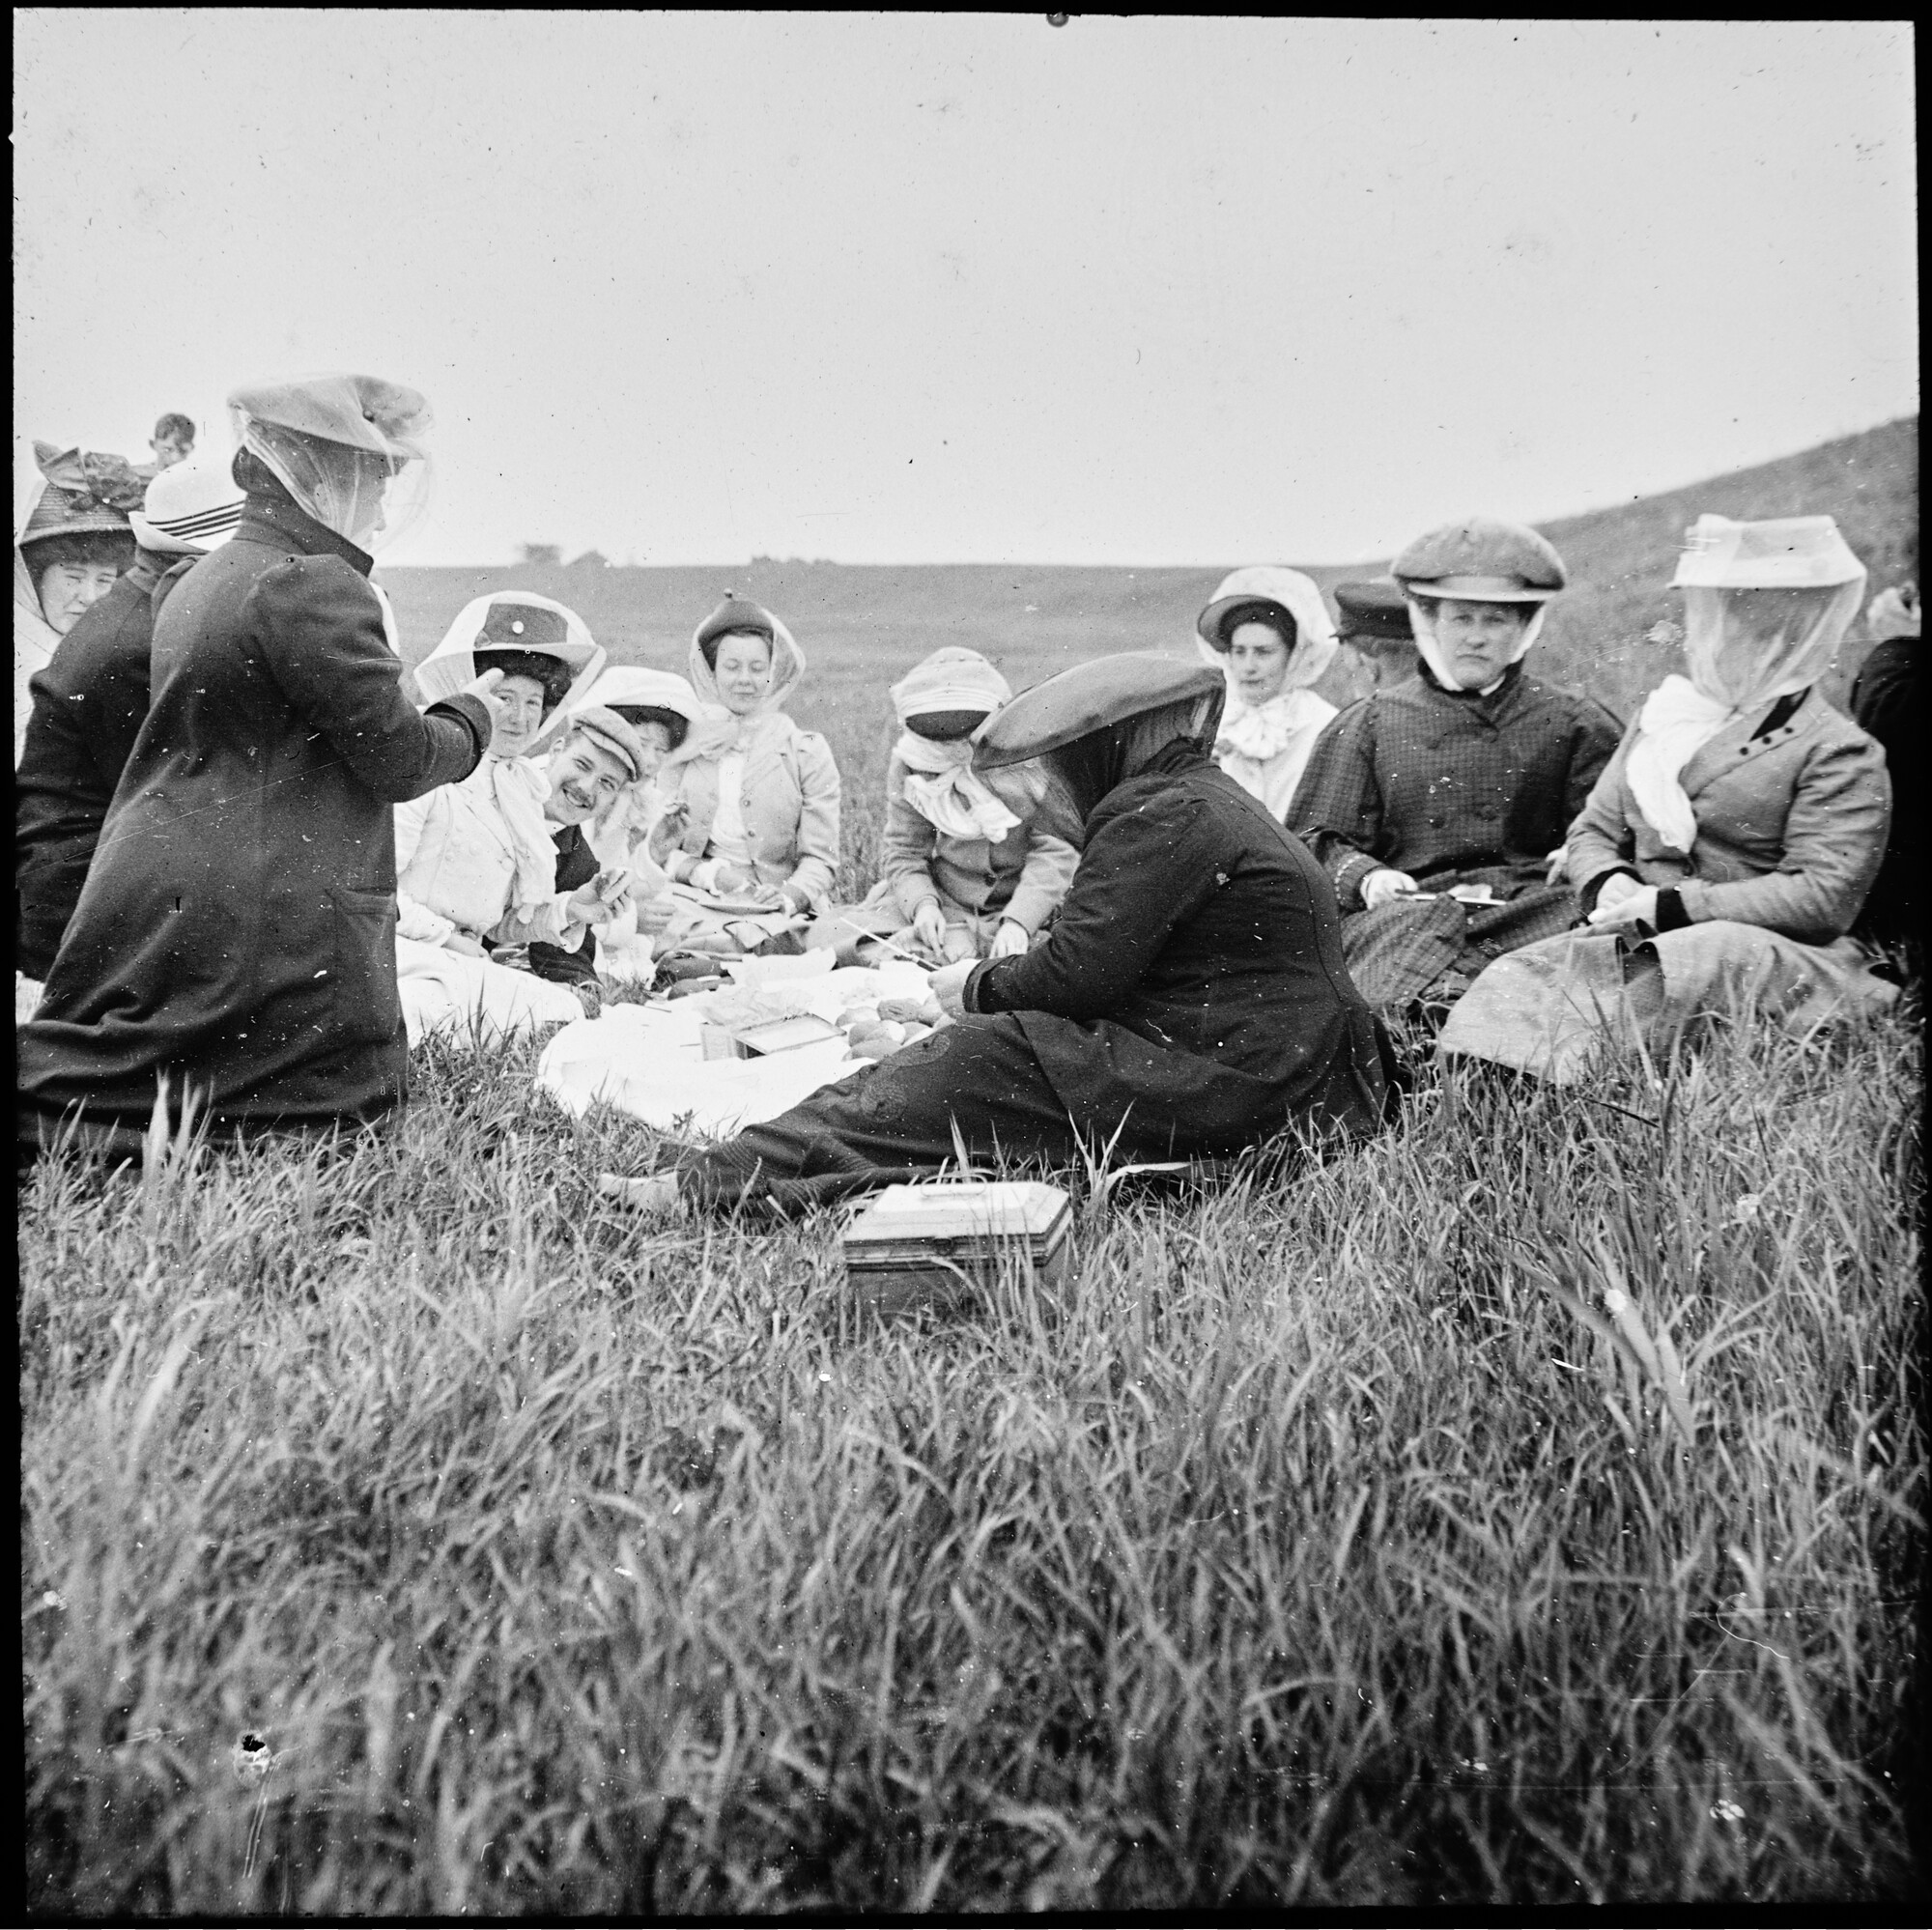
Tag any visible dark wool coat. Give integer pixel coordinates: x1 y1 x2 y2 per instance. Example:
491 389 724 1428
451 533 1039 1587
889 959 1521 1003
962 745 1396 1140
17 497 490 1150
677 745 1401 1215
1291 661 1623 908
14 553 185 979
1849 636 1922 955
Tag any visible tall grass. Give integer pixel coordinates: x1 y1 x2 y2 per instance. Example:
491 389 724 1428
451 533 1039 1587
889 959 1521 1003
21 992 1923 1912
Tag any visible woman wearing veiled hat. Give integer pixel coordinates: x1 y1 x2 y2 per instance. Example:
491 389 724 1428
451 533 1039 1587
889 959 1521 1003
14 441 145 765
390 593 635 1042
600 652 1402 1219
1194 566 1342 822
651 594 841 956
811 645 1078 965
1291 517 1623 1012
1437 515 1898 1081
16 456 247 987
18 374 506 1160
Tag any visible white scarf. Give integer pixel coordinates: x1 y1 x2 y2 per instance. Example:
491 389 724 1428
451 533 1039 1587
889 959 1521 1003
895 730 1021 842
1215 686 1335 764
1623 673 1737 855
472 752 561 915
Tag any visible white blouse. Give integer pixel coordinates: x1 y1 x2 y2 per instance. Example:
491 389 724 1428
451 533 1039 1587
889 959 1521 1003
394 763 583 951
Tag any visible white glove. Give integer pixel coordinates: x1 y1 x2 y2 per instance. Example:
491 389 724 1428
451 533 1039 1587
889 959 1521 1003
1587 883 1660 929
1360 867 1422 911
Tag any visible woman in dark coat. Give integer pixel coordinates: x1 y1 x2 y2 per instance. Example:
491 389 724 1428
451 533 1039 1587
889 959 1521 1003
15 459 248 982
17 374 501 1160
601 653 1402 1218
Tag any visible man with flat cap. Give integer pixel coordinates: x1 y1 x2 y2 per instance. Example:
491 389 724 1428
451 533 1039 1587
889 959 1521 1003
1333 578 1418 689
1292 517 1622 1014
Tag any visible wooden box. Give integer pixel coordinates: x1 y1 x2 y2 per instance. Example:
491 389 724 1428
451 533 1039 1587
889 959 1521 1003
700 1013 846 1061
838 1180 1073 1319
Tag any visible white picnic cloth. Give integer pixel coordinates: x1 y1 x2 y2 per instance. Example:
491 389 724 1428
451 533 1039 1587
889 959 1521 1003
535 962 932 1133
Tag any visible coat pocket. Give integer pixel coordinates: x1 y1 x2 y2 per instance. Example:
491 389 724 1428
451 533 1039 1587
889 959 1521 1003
329 885 403 1047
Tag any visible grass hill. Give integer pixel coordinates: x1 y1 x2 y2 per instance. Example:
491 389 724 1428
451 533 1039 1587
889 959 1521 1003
382 413 1917 743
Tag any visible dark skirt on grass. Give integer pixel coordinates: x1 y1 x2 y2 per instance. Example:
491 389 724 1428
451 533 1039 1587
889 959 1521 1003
676 1003 1402 1216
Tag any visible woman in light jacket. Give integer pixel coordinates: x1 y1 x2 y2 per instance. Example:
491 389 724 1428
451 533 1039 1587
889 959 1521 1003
655 594 840 954
1194 565 1341 821
1438 513 1897 1082
814 645 1077 963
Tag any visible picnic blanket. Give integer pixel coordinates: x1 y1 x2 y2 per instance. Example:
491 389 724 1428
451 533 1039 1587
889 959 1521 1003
535 956 932 1135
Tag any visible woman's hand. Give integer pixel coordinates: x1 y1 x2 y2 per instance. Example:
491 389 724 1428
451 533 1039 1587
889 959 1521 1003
711 862 760 896
929 958 975 1019
1545 841 1571 886
1587 883 1660 930
988 918 1030 958
634 894 676 936
441 929 487 958
645 799 691 867
911 899 949 957
1361 867 1423 910
1592 872 1641 912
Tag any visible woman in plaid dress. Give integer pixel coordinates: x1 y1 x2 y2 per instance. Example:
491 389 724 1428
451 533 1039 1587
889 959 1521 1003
1291 518 1622 1012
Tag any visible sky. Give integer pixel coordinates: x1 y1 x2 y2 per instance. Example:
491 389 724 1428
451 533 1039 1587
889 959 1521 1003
14 12 1918 568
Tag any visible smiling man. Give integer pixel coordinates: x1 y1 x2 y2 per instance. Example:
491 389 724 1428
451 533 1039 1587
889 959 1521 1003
1291 517 1622 1013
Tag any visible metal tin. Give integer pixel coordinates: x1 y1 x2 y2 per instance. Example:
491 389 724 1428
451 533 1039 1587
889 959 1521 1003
838 1180 1073 1318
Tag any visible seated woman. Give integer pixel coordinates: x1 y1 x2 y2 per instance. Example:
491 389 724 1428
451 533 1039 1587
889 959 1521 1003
813 645 1077 964
1194 566 1341 821
394 594 630 1043
1847 578 1920 972
1291 517 1623 1011
14 441 144 765
653 594 841 956
16 457 246 985
600 653 1402 1219
1438 514 1897 1083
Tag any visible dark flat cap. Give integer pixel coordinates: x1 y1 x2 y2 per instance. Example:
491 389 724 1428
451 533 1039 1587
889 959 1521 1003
1333 578 1414 643
1392 518 1567 600
695 593 777 651
972 652 1223 770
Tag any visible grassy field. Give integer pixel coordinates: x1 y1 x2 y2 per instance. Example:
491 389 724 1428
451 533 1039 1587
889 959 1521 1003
20 418 1926 1912
21 996 1925 1911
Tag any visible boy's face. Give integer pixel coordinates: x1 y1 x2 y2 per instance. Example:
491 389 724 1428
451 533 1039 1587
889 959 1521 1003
151 435 191 469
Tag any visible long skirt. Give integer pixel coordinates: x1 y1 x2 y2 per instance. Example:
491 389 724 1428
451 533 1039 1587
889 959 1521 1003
1341 874 1580 1008
1435 920 1900 1085
674 1007 1399 1216
396 936 584 1048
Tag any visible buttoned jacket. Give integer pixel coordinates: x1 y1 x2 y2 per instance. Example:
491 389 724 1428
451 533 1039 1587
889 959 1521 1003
1291 661 1622 909
1566 686 1890 943
880 754 1078 933
660 711 841 907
